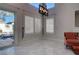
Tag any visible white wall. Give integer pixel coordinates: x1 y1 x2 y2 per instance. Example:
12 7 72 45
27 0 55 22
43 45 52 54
1 3 79 42
55 3 79 39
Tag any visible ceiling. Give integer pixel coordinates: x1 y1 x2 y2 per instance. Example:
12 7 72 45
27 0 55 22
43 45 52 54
30 3 55 10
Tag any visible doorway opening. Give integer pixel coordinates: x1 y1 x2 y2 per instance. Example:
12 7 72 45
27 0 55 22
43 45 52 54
0 9 15 47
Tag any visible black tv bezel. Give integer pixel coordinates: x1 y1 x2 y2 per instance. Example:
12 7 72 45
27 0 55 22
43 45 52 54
39 5 48 16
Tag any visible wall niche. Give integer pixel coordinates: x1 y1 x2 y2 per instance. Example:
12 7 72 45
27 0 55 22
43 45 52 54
75 10 79 27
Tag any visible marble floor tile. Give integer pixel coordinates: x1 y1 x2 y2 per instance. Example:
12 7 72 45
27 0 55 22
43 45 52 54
0 36 75 55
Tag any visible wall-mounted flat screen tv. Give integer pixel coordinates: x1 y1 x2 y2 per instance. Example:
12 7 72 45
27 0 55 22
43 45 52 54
39 5 48 16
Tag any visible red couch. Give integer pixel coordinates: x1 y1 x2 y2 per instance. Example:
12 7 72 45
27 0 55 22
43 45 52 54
64 32 79 54
72 46 79 54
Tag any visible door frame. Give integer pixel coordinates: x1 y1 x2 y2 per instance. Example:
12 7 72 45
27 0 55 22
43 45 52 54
0 8 16 44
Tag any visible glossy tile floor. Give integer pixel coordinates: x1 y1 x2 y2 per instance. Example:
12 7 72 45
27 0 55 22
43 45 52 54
0 36 74 55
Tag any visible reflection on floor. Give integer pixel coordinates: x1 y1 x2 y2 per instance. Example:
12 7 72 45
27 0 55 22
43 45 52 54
0 36 74 55
0 46 15 55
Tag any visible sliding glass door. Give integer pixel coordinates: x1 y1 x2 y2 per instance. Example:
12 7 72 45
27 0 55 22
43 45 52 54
0 9 15 41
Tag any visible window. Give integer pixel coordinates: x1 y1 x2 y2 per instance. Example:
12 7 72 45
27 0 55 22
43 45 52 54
46 18 54 33
35 18 41 33
25 16 34 34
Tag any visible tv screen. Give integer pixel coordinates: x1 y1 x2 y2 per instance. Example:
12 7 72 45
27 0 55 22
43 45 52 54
39 5 48 16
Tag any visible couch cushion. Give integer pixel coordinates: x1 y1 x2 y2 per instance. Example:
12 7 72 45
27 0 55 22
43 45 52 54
72 46 79 49
66 39 79 43
64 32 77 39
